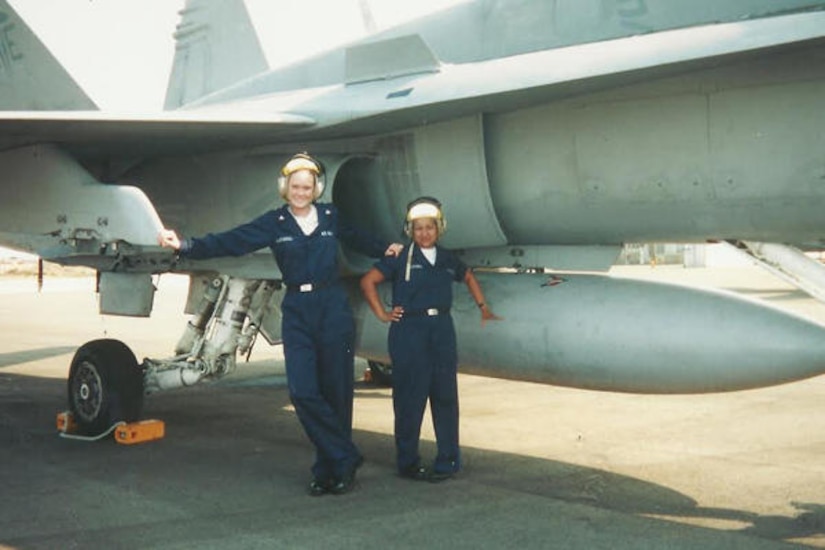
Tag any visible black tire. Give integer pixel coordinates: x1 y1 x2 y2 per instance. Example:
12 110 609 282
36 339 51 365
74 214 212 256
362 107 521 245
367 360 393 387
67 339 144 436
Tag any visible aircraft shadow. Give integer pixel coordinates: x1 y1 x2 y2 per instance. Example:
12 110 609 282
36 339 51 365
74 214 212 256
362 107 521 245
0 372 821 549
0 346 76 368
452 444 825 544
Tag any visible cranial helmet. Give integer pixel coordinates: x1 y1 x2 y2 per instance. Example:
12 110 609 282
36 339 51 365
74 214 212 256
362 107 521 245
404 196 446 236
278 153 326 200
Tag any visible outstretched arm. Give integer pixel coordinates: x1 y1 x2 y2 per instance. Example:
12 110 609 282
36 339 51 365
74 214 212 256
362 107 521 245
158 212 278 260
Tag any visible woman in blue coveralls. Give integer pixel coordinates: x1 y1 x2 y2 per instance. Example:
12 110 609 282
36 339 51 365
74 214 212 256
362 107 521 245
360 197 499 482
159 153 403 496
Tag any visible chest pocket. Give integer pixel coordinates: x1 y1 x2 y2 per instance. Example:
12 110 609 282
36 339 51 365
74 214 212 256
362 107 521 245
276 230 341 282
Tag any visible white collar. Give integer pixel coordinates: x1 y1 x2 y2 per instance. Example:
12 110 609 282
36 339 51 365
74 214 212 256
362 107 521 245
290 204 318 235
420 246 437 265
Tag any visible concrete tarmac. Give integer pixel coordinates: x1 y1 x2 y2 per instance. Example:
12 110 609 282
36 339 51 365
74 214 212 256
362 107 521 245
0 266 823 549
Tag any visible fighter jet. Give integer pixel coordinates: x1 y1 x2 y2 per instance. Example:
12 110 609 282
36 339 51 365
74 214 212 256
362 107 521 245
1 0 825 434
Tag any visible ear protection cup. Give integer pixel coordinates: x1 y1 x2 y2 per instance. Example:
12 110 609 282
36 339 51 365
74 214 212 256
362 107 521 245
278 153 326 200
404 196 446 237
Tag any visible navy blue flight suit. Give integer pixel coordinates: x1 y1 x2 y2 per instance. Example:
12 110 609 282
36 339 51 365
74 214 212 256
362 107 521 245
373 243 466 476
181 202 388 482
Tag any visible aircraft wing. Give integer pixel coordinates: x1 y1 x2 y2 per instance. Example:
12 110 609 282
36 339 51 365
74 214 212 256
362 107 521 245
1 11 822 156
290 11 825 137
0 109 315 156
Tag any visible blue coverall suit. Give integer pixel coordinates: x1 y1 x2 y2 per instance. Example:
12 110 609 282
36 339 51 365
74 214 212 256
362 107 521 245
373 243 466 476
181 202 388 481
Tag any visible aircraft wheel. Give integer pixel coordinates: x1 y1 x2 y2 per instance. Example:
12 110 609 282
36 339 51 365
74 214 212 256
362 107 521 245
367 360 393 387
67 339 144 436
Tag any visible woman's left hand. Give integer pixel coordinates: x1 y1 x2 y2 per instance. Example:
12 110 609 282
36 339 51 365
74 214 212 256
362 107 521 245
385 243 404 257
480 305 502 327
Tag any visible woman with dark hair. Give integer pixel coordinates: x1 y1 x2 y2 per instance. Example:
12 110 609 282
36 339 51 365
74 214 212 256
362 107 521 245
360 197 499 482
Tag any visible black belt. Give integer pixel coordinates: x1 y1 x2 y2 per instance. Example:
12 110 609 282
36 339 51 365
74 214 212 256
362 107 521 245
285 281 335 293
403 307 450 317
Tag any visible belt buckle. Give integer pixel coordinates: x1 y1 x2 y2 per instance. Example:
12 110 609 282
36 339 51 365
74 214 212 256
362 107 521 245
426 308 438 316
299 283 313 293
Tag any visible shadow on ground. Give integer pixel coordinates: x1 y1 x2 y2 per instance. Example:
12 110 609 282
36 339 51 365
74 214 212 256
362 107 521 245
0 346 77 368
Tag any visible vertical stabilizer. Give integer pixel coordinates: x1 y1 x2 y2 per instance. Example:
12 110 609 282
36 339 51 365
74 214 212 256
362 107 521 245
0 0 96 110
164 0 268 110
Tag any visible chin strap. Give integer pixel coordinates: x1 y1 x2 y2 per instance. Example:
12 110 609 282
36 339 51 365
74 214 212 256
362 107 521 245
404 242 415 282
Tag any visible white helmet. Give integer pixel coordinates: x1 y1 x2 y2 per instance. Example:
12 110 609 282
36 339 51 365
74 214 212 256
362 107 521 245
277 153 325 200
404 196 446 236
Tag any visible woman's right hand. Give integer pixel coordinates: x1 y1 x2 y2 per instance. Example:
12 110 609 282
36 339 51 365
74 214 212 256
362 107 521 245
381 306 404 323
158 229 181 250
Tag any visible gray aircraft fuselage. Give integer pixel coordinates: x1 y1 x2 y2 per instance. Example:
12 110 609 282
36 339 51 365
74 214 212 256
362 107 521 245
130 39 825 260
123 0 825 261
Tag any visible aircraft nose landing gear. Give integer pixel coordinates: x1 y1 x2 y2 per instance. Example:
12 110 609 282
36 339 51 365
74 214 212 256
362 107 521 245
64 276 282 436
67 339 145 436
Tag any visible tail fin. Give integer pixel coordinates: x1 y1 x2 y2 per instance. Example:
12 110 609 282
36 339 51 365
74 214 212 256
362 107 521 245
0 0 96 110
164 0 268 110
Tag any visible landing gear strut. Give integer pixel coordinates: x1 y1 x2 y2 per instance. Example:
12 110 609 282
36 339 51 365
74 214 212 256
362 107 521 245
66 275 283 434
